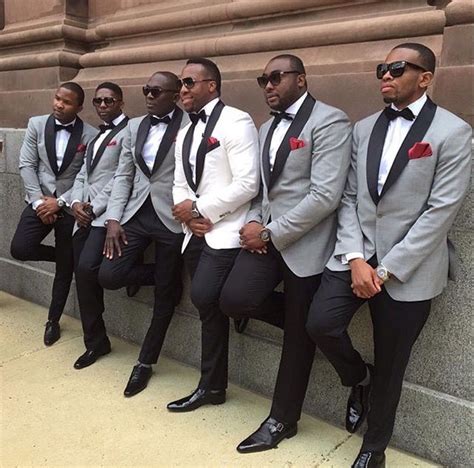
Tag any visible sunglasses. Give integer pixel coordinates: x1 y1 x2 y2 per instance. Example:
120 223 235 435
376 61 428 79
92 97 120 106
256 71 300 88
142 86 177 98
178 77 215 89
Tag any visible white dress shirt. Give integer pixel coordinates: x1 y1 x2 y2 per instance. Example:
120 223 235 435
343 93 428 264
92 113 126 162
143 110 175 172
269 92 308 170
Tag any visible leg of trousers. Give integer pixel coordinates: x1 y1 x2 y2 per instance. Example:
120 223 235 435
183 239 239 390
73 226 110 351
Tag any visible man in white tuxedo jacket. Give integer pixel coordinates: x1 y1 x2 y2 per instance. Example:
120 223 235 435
10 82 97 346
98 72 188 397
220 54 352 453
69 82 129 370
306 43 472 468
167 57 259 412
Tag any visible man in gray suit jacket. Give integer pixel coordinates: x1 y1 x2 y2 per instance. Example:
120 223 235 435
10 82 97 346
98 71 188 397
220 54 352 453
70 82 129 370
306 43 472 468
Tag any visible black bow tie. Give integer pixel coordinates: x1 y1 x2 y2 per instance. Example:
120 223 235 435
99 123 115 133
270 111 293 123
55 124 73 133
189 110 207 125
384 106 415 121
150 115 171 126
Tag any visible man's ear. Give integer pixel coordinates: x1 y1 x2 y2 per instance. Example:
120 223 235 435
419 71 434 90
297 74 307 89
208 81 218 94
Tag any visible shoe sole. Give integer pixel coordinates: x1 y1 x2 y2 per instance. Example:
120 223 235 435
237 427 298 454
167 395 226 412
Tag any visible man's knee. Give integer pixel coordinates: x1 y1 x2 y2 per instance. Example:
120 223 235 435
219 283 256 319
10 237 31 261
306 301 341 340
98 262 122 290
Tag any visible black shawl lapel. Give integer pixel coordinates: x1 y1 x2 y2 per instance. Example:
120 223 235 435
366 112 390 205
134 115 152 178
88 117 129 175
194 100 225 190
269 94 316 190
58 117 84 175
45 114 59 175
86 133 100 175
151 107 183 176
182 123 197 192
261 120 278 189
380 97 437 199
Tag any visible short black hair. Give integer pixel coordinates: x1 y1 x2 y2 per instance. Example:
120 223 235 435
151 71 181 91
392 43 436 74
96 81 123 100
186 57 222 94
269 54 306 74
59 82 85 106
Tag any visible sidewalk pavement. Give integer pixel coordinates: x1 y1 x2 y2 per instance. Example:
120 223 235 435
0 291 437 467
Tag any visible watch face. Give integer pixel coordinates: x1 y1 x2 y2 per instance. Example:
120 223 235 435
191 209 200 219
376 266 387 280
260 229 270 242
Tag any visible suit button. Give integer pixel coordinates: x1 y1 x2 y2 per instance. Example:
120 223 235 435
196 194 200 198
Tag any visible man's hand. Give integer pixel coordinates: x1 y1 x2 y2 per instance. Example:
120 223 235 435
72 202 93 228
103 220 127 259
239 222 267 254
172 199 193 223
37 213 58 225
36 196 61 217
187 218 213 237
349 258 382 299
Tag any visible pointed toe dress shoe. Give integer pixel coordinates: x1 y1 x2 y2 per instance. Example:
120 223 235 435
236 417 297 453
44 320 60 346
167 388 226 412
346 364 374 433
234 318 249 334
352 451 386 468
73 346 111 369
123 365 152 397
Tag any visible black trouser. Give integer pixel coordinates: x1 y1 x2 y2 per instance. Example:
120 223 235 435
306 267 431 452
98 197 183 365
220 244 322 423
10 204 75 322
182 235 239 391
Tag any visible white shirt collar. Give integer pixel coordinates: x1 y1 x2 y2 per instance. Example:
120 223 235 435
391 93 427 117
54 117 76 126
199 97 220 116
152 109 175 120
105 113 126 126
285 91 308 116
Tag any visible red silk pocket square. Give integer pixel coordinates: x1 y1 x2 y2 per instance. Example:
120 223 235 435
207 136 220 151
76 144 87 153
107 140 117 147
408 142 432 159
289 137 305 150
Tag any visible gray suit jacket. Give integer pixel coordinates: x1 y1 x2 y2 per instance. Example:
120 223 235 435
247 95 352 277
19 114 97 210
106 109 189 233
70 117 129 230
327 98 472 301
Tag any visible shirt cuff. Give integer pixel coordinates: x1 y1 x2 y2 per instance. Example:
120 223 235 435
342 252 364 265
58 196 68 208
32 199 44 210
71 199 81 209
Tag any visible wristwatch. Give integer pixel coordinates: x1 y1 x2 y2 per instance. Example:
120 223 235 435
191 201 201 219
56 198 66 209
259 227 271 243
376 264 390 283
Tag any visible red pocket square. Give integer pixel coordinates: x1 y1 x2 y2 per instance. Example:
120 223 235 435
76 143 87 153
289 137 305 151
408 142 432 159
207 136 220 149
107 140 117 147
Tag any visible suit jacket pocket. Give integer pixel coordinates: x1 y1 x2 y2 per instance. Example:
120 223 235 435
207 141 221 153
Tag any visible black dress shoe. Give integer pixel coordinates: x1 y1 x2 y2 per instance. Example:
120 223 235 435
346 364 374 433
44 321 60 346
123 365 152 397
126 285 140 297
73 346 111 370
234 318 249 334
237 417 297 453
167 388 226 412
352 451 386 468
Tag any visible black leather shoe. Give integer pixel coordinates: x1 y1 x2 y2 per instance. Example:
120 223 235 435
346 364 374 433
234 318 249 334
352 451 386 468
44 321 60 346
126 285 140 297
73 346 111 370
167 388 226 412
123 365 152 397
237 417 297 453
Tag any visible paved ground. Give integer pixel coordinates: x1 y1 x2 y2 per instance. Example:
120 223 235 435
0 291 438 467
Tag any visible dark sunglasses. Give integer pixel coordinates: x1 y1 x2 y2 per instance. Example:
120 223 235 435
142 86 177 98
92 97 120 106
256 70 300 88
376 61 428 79
178 77 215 89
